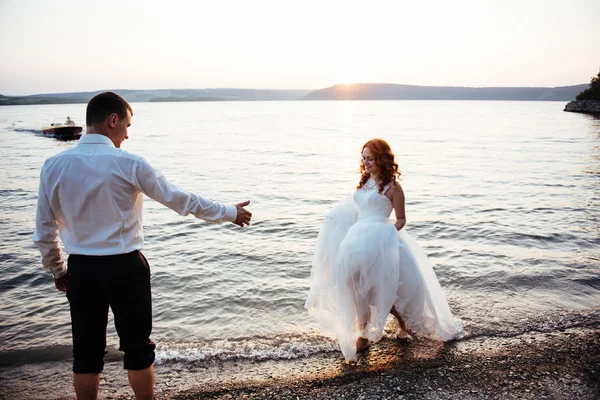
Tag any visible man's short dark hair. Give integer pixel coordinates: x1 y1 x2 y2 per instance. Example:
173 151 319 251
86 92 133 127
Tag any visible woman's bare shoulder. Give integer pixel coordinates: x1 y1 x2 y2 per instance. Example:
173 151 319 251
390 180 404 193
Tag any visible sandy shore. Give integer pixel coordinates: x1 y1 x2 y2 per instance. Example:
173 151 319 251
2 324 598 399
161 325 600 400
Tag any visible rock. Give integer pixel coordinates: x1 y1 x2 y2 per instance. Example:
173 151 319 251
564 100 600 114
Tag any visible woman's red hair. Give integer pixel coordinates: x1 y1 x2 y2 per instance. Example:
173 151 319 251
357 138 401 193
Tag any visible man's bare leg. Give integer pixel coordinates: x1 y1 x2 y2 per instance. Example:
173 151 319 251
73 373 100 400
128 365 154 400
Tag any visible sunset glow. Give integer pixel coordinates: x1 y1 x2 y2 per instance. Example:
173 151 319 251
0 0 598 95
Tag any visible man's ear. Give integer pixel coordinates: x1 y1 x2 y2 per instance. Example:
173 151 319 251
108 113 118 128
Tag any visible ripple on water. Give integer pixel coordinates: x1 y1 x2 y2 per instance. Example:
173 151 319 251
0 101 599 356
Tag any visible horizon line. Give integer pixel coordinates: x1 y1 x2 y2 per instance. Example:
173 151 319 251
1 81 589 97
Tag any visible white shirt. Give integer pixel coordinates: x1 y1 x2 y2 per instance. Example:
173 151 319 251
33 134 237 278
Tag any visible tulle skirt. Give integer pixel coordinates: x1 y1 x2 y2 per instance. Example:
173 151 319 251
305 196 462 361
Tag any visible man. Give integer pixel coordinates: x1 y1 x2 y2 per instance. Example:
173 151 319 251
33 92 252 400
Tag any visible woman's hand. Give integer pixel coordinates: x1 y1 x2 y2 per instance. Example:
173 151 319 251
394 218 406 231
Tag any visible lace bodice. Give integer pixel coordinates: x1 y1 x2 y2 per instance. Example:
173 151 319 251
354 178 393 220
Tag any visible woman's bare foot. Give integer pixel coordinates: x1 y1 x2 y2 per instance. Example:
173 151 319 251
390 306 411 337
396 328 413 340
356 337 370 352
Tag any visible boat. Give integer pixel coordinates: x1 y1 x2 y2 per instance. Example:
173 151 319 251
41 117 83 140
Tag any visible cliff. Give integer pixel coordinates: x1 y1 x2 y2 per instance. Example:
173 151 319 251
564 100 600 114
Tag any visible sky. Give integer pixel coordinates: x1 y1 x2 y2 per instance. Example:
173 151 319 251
0 0 599 95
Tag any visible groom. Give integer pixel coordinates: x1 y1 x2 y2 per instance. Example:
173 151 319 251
33 91 252 400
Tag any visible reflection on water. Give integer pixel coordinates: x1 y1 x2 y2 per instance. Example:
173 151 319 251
0 100 598 366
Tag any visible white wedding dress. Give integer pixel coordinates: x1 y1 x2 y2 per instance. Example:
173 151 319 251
305 178 462 361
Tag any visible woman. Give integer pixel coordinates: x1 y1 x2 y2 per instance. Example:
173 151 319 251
305 138 462 362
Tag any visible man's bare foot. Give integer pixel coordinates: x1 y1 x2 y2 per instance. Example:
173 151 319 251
356 337 370 352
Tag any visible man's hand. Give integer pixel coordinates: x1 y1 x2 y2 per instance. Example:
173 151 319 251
233 200 252 227
54 274 67 292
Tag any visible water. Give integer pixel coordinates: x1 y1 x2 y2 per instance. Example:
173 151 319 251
0 100 599 371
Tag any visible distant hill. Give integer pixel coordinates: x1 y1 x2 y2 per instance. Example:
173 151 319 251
0 84 588 105
0 88 313 106
303 83 588 101
0 92 90 105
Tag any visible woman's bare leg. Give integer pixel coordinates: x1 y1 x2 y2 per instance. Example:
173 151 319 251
390 306 410 337
355 291 371 351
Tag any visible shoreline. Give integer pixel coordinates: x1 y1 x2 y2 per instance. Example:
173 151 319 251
564 99 600 114
3 324 597 399
163 326 600 400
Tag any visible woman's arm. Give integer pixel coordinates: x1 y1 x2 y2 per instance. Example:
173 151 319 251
387 182 406 231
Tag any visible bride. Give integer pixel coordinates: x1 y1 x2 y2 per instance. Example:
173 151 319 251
305 138 462 362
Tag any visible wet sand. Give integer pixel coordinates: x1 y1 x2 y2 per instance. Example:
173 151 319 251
2 325 598 399
164 326 600 400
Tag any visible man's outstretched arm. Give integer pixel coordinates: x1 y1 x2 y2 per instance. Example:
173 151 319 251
133 157 252 226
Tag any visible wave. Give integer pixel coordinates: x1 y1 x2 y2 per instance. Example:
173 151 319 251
0 344 72 367
11 127 81 141
3 309 597 368
12 128 42 135
154 332 339 366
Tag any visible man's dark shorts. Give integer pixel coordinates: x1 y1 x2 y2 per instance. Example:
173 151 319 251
66 250 156 374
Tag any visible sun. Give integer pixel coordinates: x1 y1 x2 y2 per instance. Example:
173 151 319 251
336 64 376 86
337 73 362 85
